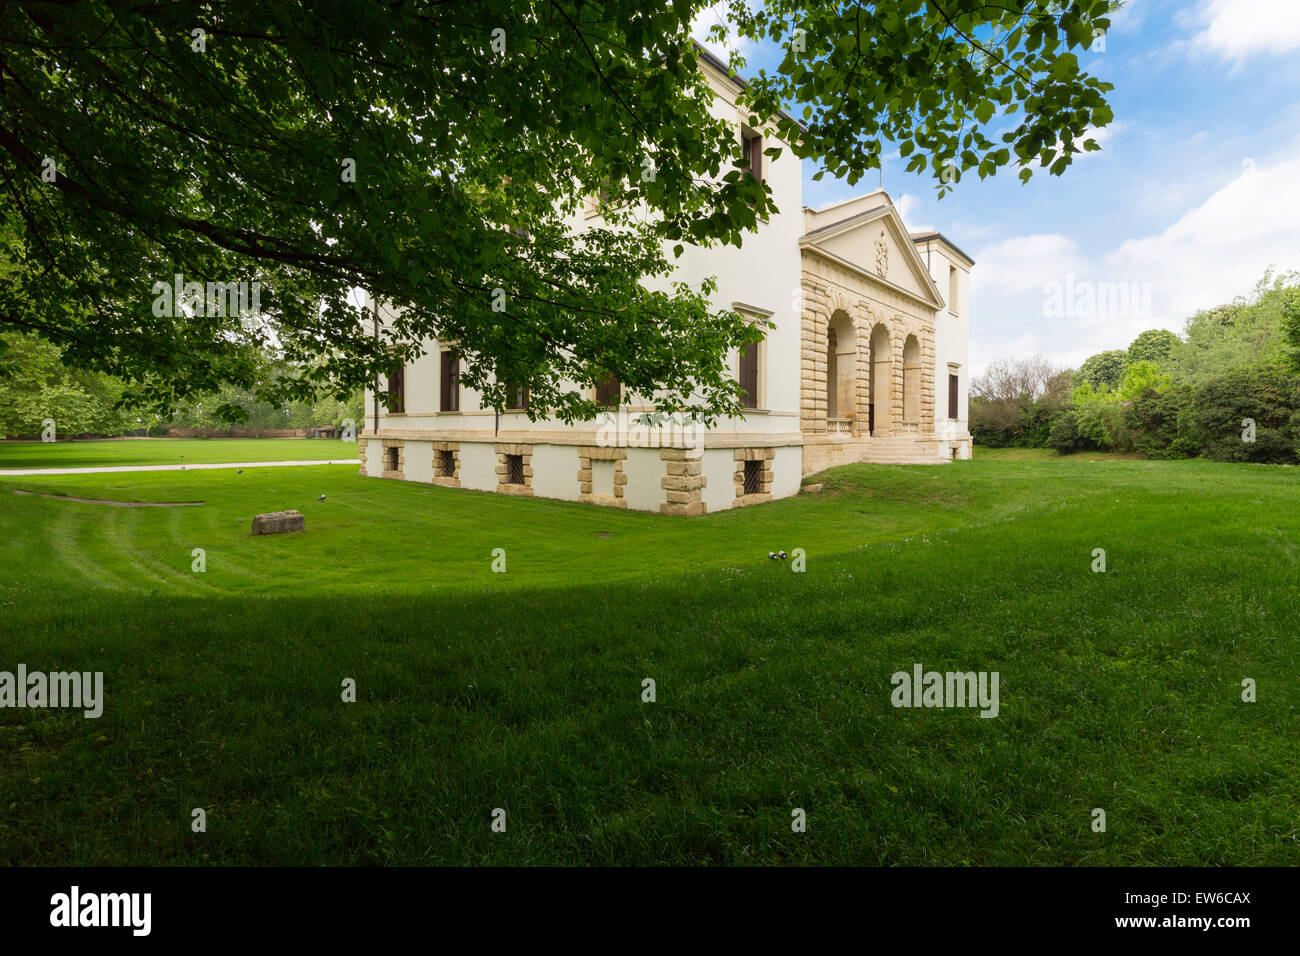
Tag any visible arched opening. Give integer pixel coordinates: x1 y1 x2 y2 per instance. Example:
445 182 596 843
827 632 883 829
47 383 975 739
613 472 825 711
869 324 890 437
902 334 921 423
825 310 855 433
825 325 838 419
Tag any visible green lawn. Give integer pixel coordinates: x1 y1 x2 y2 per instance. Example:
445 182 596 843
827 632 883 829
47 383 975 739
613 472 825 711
1 455 1297 865
0 437 356 470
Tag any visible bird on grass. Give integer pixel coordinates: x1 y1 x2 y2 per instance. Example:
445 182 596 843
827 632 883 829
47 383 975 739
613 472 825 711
317 494 326 501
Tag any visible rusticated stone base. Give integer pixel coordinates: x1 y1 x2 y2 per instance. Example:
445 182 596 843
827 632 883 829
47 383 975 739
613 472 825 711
733 447 774 507
380 438 405 479
494 442 534 495
659 447 707 516
577 445 628 508
432 440 461 487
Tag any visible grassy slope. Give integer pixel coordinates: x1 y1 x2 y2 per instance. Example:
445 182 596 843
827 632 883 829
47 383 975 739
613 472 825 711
0 456 1297 865
0 438 356 470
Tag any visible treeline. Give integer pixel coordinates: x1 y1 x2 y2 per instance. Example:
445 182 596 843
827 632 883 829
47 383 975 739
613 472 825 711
0 332 362 439
971 271 1300 463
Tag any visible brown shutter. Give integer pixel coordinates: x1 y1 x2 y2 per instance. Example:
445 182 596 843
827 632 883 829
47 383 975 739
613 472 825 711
505 382 529 410
751 134 762 181
389 361 405 414
440 351 459 412
739 342 758 408
948 374 959 420
595 374 619 405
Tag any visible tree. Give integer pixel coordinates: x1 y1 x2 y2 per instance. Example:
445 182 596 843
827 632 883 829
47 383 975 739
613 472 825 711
1 0 1117 421
969 356 1071 447
1168 270 1298 384
1183 366 1299 464
0 333 145 438
1116 360 1171 400
1124 384 1195 459
1278 285 1300 373
1076 350 1127 391
1126 329 1179 366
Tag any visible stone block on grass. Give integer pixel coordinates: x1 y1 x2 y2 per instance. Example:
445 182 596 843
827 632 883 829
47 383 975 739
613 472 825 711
251 510 305 535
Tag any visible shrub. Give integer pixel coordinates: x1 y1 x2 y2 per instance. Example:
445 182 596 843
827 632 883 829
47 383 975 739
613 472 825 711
1184 365 1299 463
1125 384 1195 458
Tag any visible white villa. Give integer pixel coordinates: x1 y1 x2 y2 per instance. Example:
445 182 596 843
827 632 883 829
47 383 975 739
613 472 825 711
360 51 974 515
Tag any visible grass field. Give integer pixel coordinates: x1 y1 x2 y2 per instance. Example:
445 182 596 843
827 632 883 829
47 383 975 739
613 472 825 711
1 453 1297 865
0 437 356 470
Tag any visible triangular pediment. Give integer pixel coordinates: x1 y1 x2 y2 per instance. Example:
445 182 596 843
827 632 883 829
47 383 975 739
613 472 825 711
799 201 945 311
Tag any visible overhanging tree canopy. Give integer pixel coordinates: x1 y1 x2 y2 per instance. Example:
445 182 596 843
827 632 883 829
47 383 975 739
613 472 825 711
0 0 1115 421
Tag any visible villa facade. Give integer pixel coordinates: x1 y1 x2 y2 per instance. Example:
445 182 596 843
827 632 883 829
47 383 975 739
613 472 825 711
360 53 974 514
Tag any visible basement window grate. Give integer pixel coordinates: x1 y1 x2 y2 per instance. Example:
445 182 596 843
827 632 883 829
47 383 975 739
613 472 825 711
505 453 524 485
437 450 455 477
743 458 762 496
385 446 400 473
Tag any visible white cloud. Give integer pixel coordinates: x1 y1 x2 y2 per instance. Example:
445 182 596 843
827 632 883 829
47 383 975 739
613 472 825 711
894 193 935 234
970 234 1088 297
1191 0 1300 59
1106 150 1300 320
690 2 756 61
969 148 1300 371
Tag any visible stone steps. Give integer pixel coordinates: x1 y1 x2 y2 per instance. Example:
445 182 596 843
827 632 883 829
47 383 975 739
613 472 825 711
858 437 948 465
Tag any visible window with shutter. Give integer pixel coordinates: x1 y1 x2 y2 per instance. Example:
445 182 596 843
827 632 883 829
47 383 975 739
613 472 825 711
388 360 405 414
742 130 762 181
739 341 759 409
440 351 459 412
505 382 529 410
595 374 620 405
948 374 959 420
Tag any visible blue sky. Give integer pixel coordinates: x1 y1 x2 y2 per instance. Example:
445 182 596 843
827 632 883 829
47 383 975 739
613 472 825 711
694 0 1300 374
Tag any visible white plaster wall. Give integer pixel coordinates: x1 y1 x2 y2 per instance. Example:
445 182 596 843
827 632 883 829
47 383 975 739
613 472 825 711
918 242 971 447
366 64 805 450
771 445 802 500
457 442 499 492
530 443 580 501
701 449 739 513
622 448 667 513
402 440 433 483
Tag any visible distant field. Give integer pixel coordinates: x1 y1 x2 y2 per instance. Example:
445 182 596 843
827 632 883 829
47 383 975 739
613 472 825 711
0 437 356 470
1 455 1297 865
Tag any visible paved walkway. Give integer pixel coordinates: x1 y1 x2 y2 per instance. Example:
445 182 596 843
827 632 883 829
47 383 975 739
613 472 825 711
0 459 359 476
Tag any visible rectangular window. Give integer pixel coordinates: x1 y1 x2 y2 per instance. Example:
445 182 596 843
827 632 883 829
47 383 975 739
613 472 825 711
742 130 763 181
437 449 455 478
743 458 762 496
504 382 529 411
595 374 620 406
504 453 524 486
440 350 459 412
385 446 399 472
948 373 959 420
948 265 959 313
387 361 405 414
739 341 759 409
